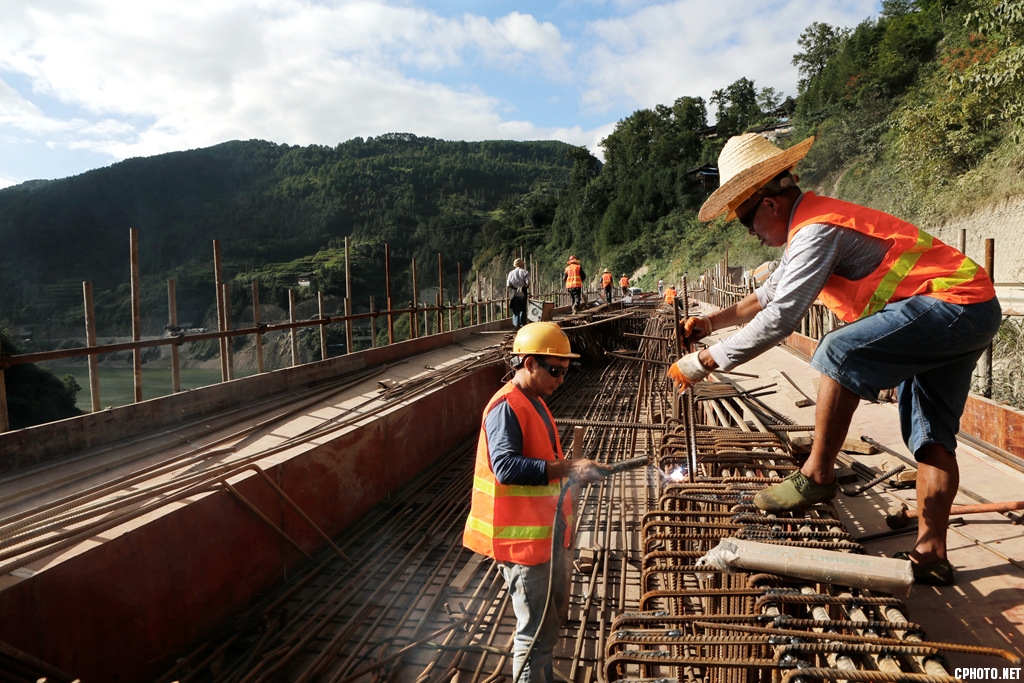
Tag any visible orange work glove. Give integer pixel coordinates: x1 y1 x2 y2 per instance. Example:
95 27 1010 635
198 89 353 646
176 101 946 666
679 315 713 346
667 352 711 393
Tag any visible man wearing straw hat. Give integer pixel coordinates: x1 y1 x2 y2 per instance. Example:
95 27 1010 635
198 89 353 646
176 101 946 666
667 132 1001 586
507 257 531 329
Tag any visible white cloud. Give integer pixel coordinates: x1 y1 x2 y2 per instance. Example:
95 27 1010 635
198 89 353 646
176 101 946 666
0 0 883 182
580 0 877 116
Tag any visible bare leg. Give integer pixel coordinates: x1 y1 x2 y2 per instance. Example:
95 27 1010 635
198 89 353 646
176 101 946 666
803 374 862 485
911 443 958 563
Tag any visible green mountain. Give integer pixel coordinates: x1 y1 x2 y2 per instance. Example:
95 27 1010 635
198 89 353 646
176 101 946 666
0 135 578 337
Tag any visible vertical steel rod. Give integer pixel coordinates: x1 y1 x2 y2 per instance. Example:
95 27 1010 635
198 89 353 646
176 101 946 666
83 281 102 411
289 289 298 366
167 280 181 393
385 243 394 345
344 236 353 354
222 282 234 380
130 228 143 403
437 253 444 334
318 291 328 361
411 258 419 339
252 281 264 373
213 240 228 383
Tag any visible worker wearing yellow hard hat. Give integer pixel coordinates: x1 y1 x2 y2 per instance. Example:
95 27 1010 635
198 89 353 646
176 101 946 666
464 322 611 681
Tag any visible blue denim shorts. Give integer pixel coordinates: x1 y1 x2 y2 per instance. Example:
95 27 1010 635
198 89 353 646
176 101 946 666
810 296 1002 457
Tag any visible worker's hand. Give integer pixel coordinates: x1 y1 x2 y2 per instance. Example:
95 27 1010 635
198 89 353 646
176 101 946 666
667 352 711 394
567 458 615 484
679 315 713 346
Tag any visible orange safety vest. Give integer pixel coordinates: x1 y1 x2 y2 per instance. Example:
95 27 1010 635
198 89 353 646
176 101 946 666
664 288 675 303
463 382 573 565
619 276 629 287
565 263 582 289
602 272 613 287
790 194 995 323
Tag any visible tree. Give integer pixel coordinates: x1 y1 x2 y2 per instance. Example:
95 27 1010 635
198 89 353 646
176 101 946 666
710 78 762 137
792 22 850 94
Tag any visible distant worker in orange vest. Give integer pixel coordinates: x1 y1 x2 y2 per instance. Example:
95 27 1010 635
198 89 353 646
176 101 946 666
619 274 630 297
561 255 585 314
601 268 613 304
463 323 612 683
671 133 1000 586
663 285 676 304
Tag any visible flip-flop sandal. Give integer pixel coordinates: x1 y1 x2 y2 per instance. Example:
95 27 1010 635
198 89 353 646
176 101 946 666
893 550 955 586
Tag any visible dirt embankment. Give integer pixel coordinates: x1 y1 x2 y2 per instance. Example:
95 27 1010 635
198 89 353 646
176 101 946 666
930 197 1024 283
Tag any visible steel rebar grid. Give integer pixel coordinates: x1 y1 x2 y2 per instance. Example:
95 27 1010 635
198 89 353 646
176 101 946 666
601 303 1019 683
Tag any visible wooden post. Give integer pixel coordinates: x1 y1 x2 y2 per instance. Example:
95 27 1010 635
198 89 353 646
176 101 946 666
344 236 353 353
289 289 299 366
385 243 394 345
130 228 143 403
318 291 328 360
437 253 444 334
981 238 995 398
252 281 264 373
167 280 181 393
213 240 228 382
476 271 482 325
222 282 234 380
0 369 7 433
83 281 102 411
411 257 419 339
457 262 463 330
370 296 377 347
959 228 967 255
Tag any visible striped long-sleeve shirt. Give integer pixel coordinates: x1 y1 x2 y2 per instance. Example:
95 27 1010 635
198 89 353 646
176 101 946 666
708 194 890 371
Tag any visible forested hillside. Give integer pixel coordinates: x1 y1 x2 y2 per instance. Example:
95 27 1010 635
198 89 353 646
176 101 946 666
0 135 577 337
475 0 1024 292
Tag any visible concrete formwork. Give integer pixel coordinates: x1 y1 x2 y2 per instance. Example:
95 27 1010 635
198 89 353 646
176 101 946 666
0 323 509 682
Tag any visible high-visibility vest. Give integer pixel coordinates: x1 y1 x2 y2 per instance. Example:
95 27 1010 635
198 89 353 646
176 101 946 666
620 276 629 287
565 263 582 289
602 272 612 287
463 382 572 565
790 193 995 323
664 288 675 303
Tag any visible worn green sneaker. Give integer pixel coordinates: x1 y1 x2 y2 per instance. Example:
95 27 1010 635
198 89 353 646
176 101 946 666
753 471 839 513
893 551 955 586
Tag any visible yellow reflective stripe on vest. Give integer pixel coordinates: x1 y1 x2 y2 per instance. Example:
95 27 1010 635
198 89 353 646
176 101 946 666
465 514 552 540
929 256 980 293
473 475 563 498
860 230 932 319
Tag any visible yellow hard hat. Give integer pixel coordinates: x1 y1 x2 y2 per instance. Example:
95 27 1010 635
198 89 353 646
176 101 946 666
512 322 580 358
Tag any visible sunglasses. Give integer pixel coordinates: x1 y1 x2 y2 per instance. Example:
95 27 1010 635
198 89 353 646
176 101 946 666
737 193 765 231
534 356 570 378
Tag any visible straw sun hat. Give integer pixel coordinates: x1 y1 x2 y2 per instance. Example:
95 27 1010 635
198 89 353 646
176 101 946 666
698 133 815 222
514 257 525 267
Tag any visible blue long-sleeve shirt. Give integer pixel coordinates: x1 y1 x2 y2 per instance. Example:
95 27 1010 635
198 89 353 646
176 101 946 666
484 395 560 486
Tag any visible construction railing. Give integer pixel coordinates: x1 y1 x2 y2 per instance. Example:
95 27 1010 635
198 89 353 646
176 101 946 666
0 231 581 433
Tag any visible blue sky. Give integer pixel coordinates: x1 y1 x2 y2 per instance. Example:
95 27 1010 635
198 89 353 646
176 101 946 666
0 0 880 189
